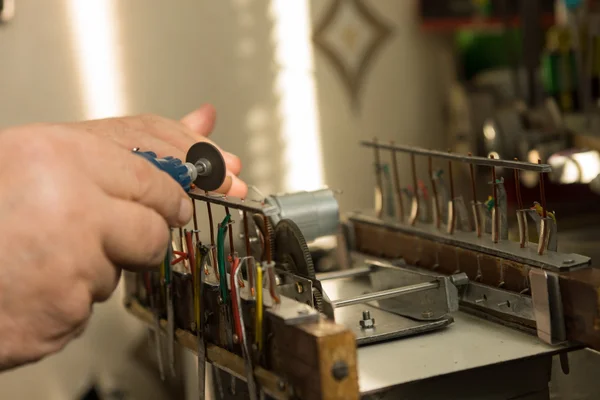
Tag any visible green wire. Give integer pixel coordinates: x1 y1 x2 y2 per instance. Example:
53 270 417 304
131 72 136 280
217 214 231 302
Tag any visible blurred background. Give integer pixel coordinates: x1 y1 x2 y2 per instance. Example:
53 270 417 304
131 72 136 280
1 0 600 398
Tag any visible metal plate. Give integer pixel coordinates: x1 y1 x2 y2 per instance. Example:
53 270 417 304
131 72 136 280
336 304 453 346
461 282 535 322
321 271 454 346
349 211 591 271
186 142 226 191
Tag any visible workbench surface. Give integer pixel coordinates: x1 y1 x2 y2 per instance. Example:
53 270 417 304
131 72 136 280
356 311 562 393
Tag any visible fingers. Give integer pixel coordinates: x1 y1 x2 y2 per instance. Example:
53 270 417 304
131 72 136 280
78 136 193 227
180 104 217 138
100 197 171 272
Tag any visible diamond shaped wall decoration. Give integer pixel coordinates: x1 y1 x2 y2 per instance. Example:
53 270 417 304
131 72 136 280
313 0 393 109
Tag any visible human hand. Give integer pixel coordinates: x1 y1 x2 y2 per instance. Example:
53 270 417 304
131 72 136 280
66 104 247 197
0 123 193 370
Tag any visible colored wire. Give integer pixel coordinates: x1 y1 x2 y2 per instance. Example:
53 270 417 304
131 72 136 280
255 264 263 352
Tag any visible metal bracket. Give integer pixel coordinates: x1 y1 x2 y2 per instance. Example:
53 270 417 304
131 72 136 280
529 268 566 345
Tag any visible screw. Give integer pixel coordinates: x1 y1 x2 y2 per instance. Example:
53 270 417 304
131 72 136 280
563 259 575 265
421 311 434 318
232 334 239 344
331 360 349 381
190 322 197 332
295 282 304 294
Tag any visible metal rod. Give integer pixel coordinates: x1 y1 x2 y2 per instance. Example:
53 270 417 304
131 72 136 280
538 159 547 219
409 153 419 226
468 153 481 237
514 158 524 210
189 189 278 216
429 156 441 229
447 153 455 234
390 142 404 221
360 141 551 172
242 209 255 296
490 154 499 243
192 199 200 244
373 138 384 218
225 207 235 256
206 194 219 278
333 281 439 308
316 266 373 281
178 227 184 254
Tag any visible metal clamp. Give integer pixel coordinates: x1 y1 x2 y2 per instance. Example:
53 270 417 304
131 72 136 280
529 268 566 345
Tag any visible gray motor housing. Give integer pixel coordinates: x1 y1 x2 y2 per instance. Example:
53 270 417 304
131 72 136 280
266 189 340 243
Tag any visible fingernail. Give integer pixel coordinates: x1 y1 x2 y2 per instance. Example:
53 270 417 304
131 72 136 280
178 197 193 225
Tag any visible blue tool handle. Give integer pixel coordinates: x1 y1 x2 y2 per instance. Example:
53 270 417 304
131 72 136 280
133 150 192 192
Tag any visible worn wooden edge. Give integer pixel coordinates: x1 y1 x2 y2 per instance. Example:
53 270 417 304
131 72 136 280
125 299 288 400
268 318 360 400
350 220 600 351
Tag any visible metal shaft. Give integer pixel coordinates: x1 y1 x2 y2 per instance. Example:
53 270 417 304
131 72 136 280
316 266 372 281
333 281 439 308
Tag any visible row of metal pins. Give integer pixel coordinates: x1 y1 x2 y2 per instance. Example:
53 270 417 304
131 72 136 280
371 139 549 252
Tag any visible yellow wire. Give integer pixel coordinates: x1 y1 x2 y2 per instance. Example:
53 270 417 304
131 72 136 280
255 264 263 352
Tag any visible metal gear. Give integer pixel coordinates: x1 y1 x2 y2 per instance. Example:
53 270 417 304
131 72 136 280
253 213 274 262
274 219 316 280
312 287 324 314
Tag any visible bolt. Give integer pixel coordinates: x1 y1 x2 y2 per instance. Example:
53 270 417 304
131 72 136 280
360 310 375 329
232 334 239 344
563 259 575 265
295 282 304 294
331 360 349 381
421 311 434 318
497 300 511 308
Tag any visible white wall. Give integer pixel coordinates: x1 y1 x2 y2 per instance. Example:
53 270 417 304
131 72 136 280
0 1 450 398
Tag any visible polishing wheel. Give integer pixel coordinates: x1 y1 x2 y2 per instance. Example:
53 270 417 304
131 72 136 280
186 142 226 191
